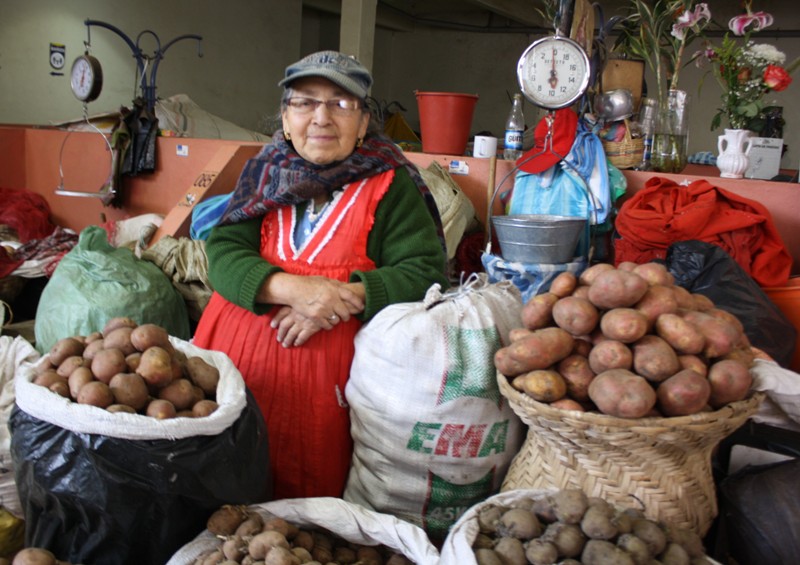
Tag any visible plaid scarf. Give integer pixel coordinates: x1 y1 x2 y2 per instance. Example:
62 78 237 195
219 131 444 248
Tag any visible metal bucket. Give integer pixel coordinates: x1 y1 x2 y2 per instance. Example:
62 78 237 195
492 214 586 264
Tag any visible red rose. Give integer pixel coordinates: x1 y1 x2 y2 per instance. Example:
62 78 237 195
763 65 792 91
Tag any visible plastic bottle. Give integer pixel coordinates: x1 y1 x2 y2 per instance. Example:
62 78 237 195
503 93 525 161
635 97 657 171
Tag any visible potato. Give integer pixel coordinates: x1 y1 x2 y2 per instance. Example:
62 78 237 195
660 542 691 565
588 369 657 418
130 323 172 352
102 316 138 335
109 372 150 411
677 354 708 378
525 539 559 565
543 522 586 558
552 489 589 524
137 346 176 389
552 296 600 336
681 310 742 359
91 348 128 384
656 369 712 416
263 517 299 539
493 537 526 565
582 539 636 565
617 261 638 271
571 285 590 300
103 326 137 356
474 548 503 565
146 398 177 419
82 338 106 361
549 271 579 298
587 269 649 309
550 398 586 411
48 336 85 366
207 505 248 536
556 354 595 401
185 356 220 397
616 533 652 564
512 370 567 403
250 531 291 560
193 399 219 417
691 293 715 312
632 262 675 287
10 548 57 565
508 327 534 343
654 313 705 355
68 366 95 399
33 369 64 389
707 359 753 408
671 285 695 309
579 262 616 286
572 337 593 357
581 504 618 540
600 308 649 344
158 378 196 411
56 355 88 378
76 380 114 408
521 292 559 330
107 404 137 414
631 335 681 383
635 284 679 328
494 327 575 377
497 507 541 539
632 518 667 556
588 340 632 374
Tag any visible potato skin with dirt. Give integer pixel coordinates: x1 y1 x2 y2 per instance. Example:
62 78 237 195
588 369 657 418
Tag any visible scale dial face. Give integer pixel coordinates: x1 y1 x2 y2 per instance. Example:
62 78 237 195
517 35 590 110
70 54 103 102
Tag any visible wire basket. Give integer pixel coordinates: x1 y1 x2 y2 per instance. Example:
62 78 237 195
602 119 644 169
498 371 763 536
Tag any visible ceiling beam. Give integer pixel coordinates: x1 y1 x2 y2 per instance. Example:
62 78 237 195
304 0 414 32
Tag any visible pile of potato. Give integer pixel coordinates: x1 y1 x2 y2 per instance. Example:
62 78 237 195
495 262 755 418
33 317 220 419
6 547 74 565
472 488 713 565
194 506 414 565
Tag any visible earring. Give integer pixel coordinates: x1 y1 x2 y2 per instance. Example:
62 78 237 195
284 131 292 141
356 137 363 148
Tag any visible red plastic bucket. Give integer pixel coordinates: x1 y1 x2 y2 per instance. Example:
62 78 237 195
764 276 800 372
415 91 478 155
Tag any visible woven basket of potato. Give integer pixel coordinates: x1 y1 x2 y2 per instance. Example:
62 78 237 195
498 372 763 537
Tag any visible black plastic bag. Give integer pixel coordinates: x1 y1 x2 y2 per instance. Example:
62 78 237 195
665 240 797 367
716 457 800 564
9 389 270 565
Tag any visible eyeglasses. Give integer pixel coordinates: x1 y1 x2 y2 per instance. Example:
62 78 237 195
286 97 362 116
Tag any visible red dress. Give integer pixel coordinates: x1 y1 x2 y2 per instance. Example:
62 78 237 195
193 171 393 499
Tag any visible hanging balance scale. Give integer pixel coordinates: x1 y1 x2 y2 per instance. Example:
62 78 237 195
57 49 117 204
516 33 590 111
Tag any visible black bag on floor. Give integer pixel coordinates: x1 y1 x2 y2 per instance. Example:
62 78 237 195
665 240 797 367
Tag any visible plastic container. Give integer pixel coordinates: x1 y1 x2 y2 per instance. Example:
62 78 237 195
492 214 586 264
415 91 478 155
763 276 800 372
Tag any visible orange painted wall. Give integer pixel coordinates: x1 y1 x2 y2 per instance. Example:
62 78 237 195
1 125 798 276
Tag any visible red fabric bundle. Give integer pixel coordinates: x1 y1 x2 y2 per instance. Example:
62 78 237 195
0 187 55 242
614 176 791 287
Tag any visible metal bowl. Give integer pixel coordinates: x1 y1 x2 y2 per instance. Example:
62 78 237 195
492 215 586 264
595 89 634 121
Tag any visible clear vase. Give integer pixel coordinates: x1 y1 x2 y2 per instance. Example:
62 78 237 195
651 90 690 174
716 129 753 179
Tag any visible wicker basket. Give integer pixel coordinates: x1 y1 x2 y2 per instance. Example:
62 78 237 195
602 119 644 169
498 372 763 536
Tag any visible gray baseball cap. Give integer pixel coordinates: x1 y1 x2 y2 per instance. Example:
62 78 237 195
278 51 373 99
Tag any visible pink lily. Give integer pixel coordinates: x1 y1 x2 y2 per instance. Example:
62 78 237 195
671 3 711 40
729 10 773 36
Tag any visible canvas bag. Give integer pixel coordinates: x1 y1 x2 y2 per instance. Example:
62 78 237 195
343 274 525 543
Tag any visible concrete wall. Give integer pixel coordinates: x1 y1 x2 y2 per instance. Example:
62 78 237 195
1 1 799 169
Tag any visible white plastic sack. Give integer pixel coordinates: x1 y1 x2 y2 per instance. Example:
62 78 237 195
14 336 246 440
344 274 525 542
0 335 39 518
166 497 440 565
750 358 800 432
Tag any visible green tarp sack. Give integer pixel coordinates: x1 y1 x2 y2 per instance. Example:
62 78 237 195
34 226 190 354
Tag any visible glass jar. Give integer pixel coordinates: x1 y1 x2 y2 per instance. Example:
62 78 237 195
651 89 690 173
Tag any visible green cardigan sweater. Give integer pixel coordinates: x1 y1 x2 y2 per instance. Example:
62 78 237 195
205 166 450 321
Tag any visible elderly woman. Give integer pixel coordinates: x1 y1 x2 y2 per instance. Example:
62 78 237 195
193 51 449 499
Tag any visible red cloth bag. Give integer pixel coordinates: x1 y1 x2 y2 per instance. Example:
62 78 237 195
614 176 791 287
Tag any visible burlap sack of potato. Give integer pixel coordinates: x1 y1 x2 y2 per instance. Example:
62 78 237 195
344 274 525 543
10 337 269 565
